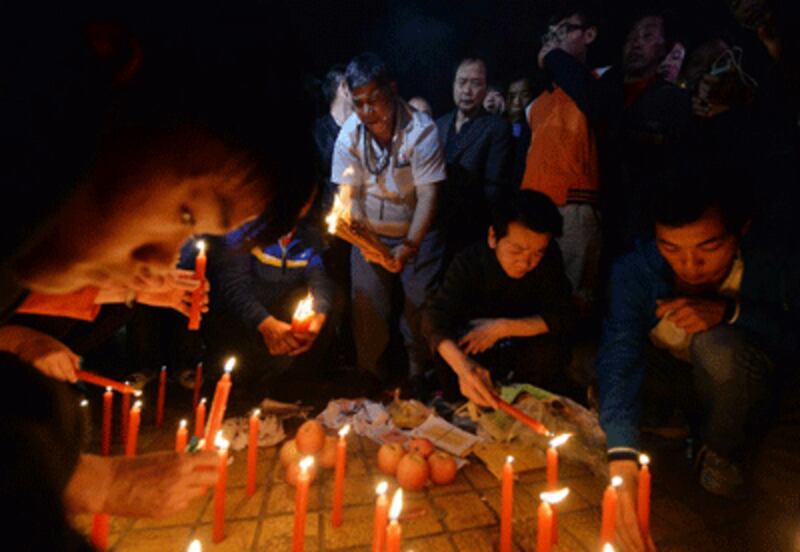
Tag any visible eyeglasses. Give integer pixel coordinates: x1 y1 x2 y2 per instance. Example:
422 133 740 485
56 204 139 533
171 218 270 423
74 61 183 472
541 23 589 45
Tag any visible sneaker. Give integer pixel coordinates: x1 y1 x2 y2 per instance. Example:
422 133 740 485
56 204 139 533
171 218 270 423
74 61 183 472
697 446 745 500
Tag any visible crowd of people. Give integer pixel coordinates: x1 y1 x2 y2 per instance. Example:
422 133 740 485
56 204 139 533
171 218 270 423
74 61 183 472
1 1 798 550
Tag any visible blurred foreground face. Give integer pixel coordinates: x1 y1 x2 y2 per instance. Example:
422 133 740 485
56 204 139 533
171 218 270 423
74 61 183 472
453 60 488 114
15 128 268 293
489 222 551 279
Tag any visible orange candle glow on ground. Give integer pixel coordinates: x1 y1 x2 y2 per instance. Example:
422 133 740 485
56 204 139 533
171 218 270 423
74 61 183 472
175 419 188 453
246 409 261 496
385 489 403 552
204 358 235 450
192 362 203 409
195 397 207 438
213 432 230 543
291 292 315 333
331 424 350 528
637 454 651 540
601 476 623 545
120 384 131 445
537 488 569 552
188 240 207 330
292 456 314 552
500 455 514 552
101 387 113 456
155 366 167 428
125 400 142 457
371 482 389 552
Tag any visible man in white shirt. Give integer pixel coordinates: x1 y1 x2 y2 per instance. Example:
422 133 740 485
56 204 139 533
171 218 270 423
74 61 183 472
332 53 445 386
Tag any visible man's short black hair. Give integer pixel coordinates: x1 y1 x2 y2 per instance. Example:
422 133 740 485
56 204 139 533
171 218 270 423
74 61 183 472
322 64 347 106
453 55 491 82
491 190 563 240
628 9 680 50
345 52 392 91
651 163 753 234
549 1 601 29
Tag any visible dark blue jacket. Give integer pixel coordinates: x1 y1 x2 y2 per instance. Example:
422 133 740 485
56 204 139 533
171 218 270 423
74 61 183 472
597 238 800 452
215 228 333 330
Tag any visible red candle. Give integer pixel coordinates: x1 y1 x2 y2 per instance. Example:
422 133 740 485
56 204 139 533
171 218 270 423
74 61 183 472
385 489 403 552
500 455 513 552
175 419 189 453
637 454 651 540
119 385 131 445
537 488 569 552
600 476 623 545
331 424 350 528
101 387 113 456
547 434 571 545
195 397 207 438
212 432 230 543
125 400 142 457
494 398 549 435
246 409 261 496
192 361 203 410
371 482 389 552
204 358 235 450
291 292 315 333
75 370 136 394
91 513 109 551
188 240 207 330
292 456 315 552
155 365 167 428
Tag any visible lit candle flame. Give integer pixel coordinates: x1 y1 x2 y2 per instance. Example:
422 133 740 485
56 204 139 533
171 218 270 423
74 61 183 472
253 408 261 417
179 419 187 429
200 397 207 405
293 292 314 320
639 454 650 467
214 430 230 451
105 386 112 393
611 476 623 488
188 538 202 552
224 357 236 374
602 544 615 552
389 489 403 521
540 488 570 504
80 399 89 407
134 400 143 410
196 240 206 254
549 433 572 449
134 390 143 398
299 456 314 472
339 424 351 438
376 481 388 496
325 193 349 234
506 455 514 465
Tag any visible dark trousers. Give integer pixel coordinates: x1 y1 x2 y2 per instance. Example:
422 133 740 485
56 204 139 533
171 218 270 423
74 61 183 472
351 230 445 380
435 334 569 402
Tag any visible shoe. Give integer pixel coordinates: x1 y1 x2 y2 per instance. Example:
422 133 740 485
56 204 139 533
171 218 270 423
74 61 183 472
697 446 745 500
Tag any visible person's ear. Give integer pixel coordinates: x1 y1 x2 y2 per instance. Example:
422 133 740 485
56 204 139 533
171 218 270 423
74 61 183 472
584 26 597 46
488 226 497 249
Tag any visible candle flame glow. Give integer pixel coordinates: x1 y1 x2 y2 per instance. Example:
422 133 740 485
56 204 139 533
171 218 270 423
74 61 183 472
179 419 187 429
325 193 349 234
188 538 202 552
134 390 143 398
134 400 143 410
224 357 236 374
253 408 261 417
196 240 206 254
549 433 572 449
540 488 570 504
602 544 615 552
105 386 112 393
506 455 514 464
214 431 230 451
611 476 623 488
80 399 89 407
200 397 207 405
376 481 388 496
293 292 314 320
299 456 314 472
339 424 351 438
639 454 650 467
389 489 403 521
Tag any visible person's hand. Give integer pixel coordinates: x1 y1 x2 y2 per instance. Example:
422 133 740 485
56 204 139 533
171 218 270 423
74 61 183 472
258 316 301 356
455 360 498 408
458 318 508 355
9 326 80 382
360 246 401 273
391 243 417 272
655 297 727 334
103 451 219 519
692 74 729 118
609 460 657 552
288 313 327 356
136 269 209 317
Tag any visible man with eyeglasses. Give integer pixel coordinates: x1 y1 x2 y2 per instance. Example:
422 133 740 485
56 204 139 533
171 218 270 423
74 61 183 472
331 53 446 393
520 2 616 314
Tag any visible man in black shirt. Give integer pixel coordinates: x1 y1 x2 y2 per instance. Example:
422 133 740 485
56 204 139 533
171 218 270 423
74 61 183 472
422 191 576 406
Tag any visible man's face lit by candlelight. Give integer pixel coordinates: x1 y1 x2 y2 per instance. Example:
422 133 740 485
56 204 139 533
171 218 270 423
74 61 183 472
488 222 551 280
350 80 397 141
15 128 268 293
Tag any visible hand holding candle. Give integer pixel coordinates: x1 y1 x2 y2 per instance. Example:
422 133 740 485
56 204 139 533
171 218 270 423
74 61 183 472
188 240 207 330
372 481 389 552
291 293 315 334
331 424 350 528
325 192 394 265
